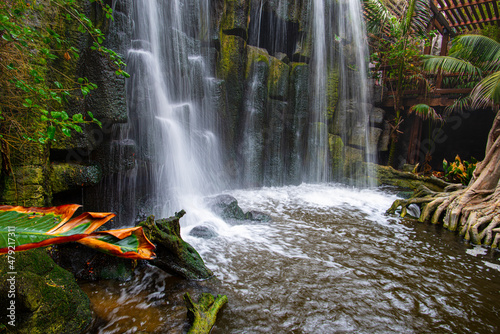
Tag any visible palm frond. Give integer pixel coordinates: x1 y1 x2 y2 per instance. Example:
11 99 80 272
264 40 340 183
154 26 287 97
409 104 444 123
406 0 431 36
444 96 472 114
470 71 500 109
422 55 481 78
450 35 500 72
363 0 398 35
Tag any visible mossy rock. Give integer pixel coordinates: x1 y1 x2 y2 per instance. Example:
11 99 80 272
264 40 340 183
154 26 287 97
328 134 344 177
138 212 213 280
326 65 340 122
0 249 91 334
0 166 48 207
220 0 250 39
268 57 290 100
245 46 270 79
50 163 102 194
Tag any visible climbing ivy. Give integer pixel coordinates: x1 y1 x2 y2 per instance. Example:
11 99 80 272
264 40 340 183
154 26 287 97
0 0 128 146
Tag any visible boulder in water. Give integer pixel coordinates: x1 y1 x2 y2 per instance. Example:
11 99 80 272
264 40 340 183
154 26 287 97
205 194 246 220
138 211 213 280
189 225 219 239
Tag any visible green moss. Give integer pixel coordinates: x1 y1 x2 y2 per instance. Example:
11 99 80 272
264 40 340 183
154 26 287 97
328 134 344 177
220 0 250 37
139 213 213 280
371 163 448 192
245 46 270 79
268 57 290 100
326 65 340 122
0 249 92 333
0 166 48 206
50 163 102 194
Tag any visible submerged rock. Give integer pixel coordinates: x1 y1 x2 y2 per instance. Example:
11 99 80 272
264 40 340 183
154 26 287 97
206 194 273 223
190 225 219 239
0 248 92 333
245 210 272 222
139 211 213 280
206 194 246 220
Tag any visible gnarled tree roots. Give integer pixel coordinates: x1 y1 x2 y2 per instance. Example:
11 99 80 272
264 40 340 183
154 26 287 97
388 184 500 248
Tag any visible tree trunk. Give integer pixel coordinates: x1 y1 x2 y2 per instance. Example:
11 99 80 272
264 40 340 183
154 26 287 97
388 109 500 248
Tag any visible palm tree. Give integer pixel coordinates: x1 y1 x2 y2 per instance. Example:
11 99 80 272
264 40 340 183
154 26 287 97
388 35 500 249
422 34 500 111
363 0 431 165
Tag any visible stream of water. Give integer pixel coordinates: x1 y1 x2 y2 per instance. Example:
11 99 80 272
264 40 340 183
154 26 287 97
82 184 500 333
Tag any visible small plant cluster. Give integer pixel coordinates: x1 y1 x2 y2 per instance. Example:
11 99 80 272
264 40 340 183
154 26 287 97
0 0 128 148
443 155 477 185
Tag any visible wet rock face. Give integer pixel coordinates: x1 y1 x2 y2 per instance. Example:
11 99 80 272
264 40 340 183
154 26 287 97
138 212 213 280
0 249 92 334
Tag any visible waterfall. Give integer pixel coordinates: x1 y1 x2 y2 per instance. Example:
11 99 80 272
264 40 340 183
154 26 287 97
107 0 374 225
114 0 227 224
335 0 376 186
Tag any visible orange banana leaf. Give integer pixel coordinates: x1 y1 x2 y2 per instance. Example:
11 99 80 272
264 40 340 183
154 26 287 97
0 205 155 260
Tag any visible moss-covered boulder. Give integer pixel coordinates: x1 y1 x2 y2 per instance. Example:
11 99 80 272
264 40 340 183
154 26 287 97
245 46 270 79
138 211 213 280
0 248 92 334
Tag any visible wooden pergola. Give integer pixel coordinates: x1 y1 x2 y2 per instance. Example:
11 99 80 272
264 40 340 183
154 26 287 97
432 0 500 34
370 0 500 164
380 0 500 108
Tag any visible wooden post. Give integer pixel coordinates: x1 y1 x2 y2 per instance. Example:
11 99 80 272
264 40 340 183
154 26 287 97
435 31 450 89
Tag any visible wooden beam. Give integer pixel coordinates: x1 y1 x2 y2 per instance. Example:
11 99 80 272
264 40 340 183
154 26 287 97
449 16 500 27
383 96 466 107
438 0 495 11
451 0 473 30
430 0 457 36
493 0 500 23
461 0 481 29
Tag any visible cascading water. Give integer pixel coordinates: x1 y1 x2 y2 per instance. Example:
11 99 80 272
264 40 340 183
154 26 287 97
335 0 376 186
114 0 227 225
242 0 374 186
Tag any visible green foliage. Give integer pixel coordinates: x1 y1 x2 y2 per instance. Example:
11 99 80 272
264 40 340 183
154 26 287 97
0 0 128 146
443 155 477 185
423 35 500 111
364 0 435 101
408 104 444 123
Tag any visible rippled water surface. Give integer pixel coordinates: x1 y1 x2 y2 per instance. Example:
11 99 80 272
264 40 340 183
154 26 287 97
82 184 500 333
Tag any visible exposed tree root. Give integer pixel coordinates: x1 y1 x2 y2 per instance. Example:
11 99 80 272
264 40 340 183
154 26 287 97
388 109 500 249
388 185 500 248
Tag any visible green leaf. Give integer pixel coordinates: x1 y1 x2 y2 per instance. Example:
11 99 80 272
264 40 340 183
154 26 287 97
47 125 56 140
61 127 71 137
72 114 84 122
